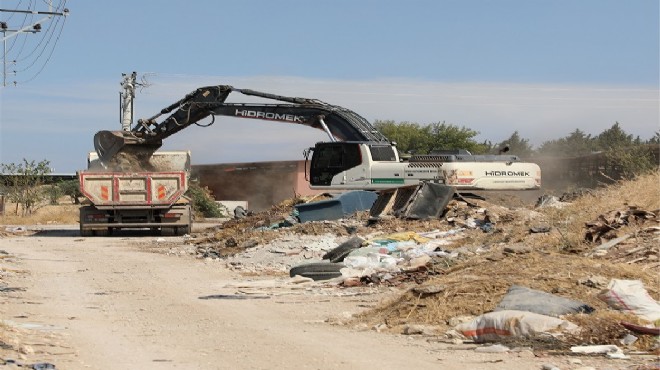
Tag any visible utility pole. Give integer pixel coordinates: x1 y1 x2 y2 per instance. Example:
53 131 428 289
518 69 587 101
119 72 149 131
0 2 69 86
120 72 137 131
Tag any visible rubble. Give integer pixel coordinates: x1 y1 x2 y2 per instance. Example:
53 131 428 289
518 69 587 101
159 171 660 354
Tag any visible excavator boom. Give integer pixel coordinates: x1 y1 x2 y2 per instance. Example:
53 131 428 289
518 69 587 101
94 85 388 166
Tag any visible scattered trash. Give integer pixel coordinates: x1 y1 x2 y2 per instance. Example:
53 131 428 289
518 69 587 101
0 359 56 369
619 333 638 346
289 261 344 281
456 310 578 343
535 195 569 209
322 236 365 263
494 285 594 317
619 321 660 336
474 344 510 353
585 206 657 243
4 226 27 233
597 279 660 322
570 344 629 359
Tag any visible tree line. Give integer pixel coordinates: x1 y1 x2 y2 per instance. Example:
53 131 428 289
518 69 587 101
374 120 658 157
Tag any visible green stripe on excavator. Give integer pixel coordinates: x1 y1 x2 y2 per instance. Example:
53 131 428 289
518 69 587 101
371 178 405 184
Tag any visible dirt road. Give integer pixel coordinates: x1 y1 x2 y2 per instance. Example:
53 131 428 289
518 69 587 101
0 227 628 370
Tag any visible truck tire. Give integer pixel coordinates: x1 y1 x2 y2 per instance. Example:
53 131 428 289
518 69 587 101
289 262 345 281
322 236 365 263
175 225 191 236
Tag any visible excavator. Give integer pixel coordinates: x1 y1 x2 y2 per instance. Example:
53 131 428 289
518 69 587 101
94 85 541 191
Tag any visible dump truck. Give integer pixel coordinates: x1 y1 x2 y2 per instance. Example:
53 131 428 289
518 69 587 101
78 151 192 236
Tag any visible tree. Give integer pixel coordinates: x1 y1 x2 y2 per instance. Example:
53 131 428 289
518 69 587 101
373 120 486 155
592 123 656 179
423 121 484 154
537 129 597 157
58 179 83 204
596 122 634 150
373 120 429 154
494 131 534 158
0 159 51 215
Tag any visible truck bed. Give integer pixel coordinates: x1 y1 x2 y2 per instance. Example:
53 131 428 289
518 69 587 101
79 171 188 209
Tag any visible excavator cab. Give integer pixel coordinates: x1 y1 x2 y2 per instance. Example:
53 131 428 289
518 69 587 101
308 142 362 186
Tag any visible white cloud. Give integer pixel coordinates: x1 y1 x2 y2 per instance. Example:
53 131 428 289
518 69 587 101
1 75 658 172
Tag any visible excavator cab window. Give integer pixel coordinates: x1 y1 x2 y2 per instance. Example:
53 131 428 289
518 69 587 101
368 144 398 161
309 143 362 186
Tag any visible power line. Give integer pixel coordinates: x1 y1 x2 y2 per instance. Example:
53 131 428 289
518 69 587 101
1 1 69 86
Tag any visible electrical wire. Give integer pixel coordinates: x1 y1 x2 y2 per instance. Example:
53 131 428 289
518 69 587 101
0 0 67 84
14 0 65 63
15 11 65 83
2 0 33 56
15 11 62 70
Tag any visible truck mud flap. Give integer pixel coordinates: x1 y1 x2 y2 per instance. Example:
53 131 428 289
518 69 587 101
370 182 454 220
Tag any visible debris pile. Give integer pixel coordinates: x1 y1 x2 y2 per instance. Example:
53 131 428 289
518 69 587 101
178 171 660 356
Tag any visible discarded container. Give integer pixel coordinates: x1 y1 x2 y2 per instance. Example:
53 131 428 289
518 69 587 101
295 190 377 223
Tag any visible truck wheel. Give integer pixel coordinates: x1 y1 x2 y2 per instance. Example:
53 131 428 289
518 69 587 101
161 228 175 236
80 227 93 237
175 226 191 236
289 262 345 281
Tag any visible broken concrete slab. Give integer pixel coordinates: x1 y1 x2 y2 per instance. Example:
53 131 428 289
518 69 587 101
370 182 455 220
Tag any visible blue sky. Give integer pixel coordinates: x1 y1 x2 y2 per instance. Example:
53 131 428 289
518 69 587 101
1 0 658 172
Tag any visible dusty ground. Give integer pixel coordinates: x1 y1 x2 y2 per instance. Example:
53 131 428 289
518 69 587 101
0 227 587 370
0 228 655 370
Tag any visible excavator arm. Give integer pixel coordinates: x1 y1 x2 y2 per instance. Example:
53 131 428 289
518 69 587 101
94 85 389 166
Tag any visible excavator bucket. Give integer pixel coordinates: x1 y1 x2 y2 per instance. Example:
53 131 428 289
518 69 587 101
93 130 162 167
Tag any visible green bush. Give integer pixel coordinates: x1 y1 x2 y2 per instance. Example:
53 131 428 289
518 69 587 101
186 182 224 218
46 185 64 205
58 179 83 204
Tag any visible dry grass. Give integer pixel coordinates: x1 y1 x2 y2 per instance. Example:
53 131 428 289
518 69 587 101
0 203 79 226
542 172 660 251
356 171 660 350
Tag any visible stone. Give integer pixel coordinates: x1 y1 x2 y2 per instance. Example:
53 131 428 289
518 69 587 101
503 244 532 254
